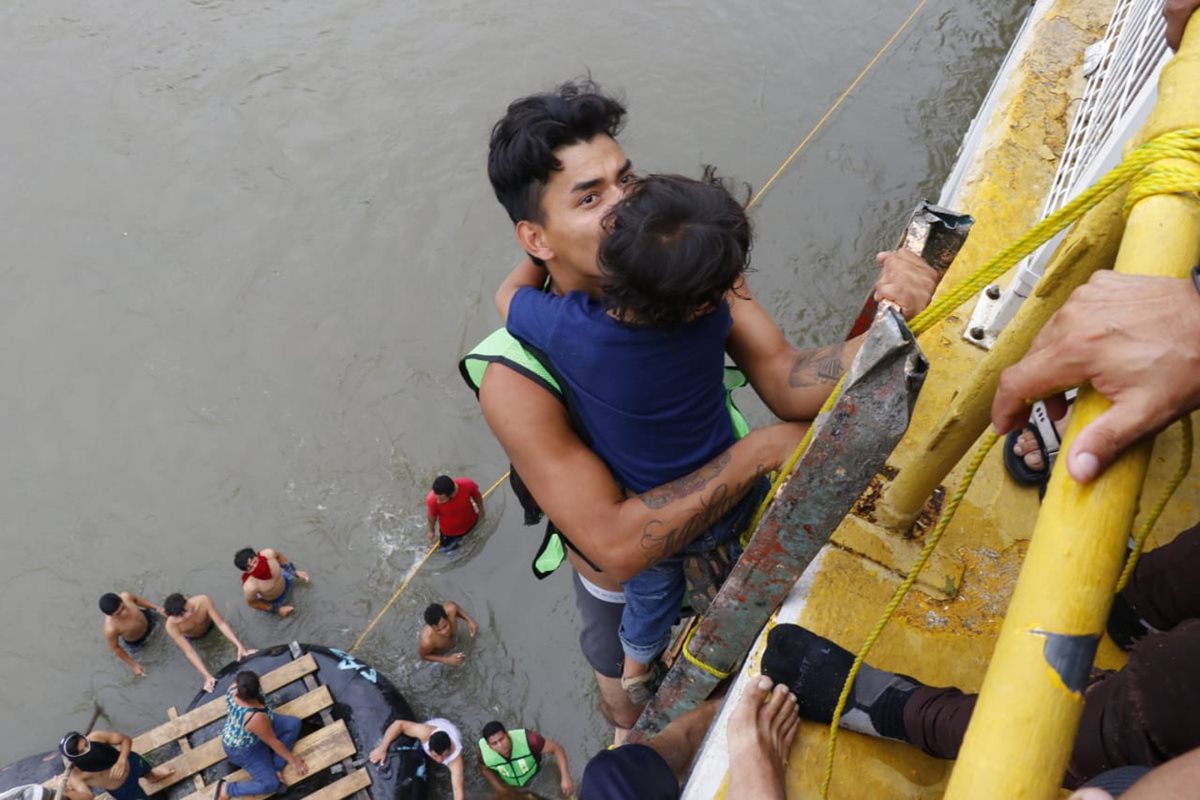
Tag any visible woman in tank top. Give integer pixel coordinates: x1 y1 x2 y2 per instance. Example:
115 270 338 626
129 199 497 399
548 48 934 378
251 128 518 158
216 671 309 799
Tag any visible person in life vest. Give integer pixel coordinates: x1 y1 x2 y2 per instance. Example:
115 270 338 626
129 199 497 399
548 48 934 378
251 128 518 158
426 474 485 549
57 730 176 800
234 546 309 617
474 78 940 741
476 720 573 797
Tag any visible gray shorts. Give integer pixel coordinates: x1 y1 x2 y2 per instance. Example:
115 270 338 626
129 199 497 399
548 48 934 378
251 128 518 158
572 571 625 679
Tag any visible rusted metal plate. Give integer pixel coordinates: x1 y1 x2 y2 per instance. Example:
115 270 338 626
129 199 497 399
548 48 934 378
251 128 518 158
632 307 927 738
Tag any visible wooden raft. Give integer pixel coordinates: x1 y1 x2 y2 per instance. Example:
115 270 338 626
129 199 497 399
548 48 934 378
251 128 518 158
50 647 370 800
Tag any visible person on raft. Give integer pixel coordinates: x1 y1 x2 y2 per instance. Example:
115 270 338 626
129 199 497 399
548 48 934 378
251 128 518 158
234 547 309 617
57 729 176 800
425 474 485 550
370 718 465 800
99 591 163 678
215 670 309 800
418 601 479 666
162 592 256 692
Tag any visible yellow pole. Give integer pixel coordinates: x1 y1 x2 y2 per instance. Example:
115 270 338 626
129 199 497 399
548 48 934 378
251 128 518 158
944 24 1200 798
873 190 1126 531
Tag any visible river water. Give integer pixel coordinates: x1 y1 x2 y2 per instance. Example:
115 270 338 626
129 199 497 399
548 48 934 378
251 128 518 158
0 0 1027 795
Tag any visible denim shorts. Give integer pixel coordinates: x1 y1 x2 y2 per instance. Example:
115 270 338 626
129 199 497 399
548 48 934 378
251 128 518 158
618 476 770 663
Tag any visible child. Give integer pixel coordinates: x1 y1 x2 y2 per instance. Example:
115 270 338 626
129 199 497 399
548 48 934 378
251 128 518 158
496 169 769 704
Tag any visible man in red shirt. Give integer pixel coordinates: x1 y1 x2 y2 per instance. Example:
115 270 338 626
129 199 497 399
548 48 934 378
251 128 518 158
426 475 484 548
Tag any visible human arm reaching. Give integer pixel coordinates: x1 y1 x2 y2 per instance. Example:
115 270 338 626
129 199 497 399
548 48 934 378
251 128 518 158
449 602 478 637
992 272 1200 483
726 249 938 421
166 625 217 692
541 736 574 797
368 720 432 766
495 257 548 320
104 629 145 677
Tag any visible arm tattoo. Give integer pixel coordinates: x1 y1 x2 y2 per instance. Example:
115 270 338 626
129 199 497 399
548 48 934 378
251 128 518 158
636 462 769 567
788 342 846 388
637 452 731 510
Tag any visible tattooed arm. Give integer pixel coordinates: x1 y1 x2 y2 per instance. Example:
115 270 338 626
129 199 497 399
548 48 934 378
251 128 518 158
479 364 807 582
726 250 938 420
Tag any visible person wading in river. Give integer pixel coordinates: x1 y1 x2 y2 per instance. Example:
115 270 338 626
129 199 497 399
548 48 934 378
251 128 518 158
162 592 256 692
235 547 309 617
99 592 162 678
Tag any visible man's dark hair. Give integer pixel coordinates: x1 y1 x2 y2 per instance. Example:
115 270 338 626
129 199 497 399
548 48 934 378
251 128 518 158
234 547 257 571
234 670 263 702
98 593 122 615
423 603 448 626
431 475 455 496
163 593 188 617
481 720 507 740
599 168 752 328
429 731 452 756
488 79 627 226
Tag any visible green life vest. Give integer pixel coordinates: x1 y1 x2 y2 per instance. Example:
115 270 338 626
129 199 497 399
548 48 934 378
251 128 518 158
478 728 539 787
459 327 751 577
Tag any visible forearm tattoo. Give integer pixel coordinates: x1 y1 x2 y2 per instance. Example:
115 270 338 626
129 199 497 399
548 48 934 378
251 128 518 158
788 342 846 388
636 457 768 566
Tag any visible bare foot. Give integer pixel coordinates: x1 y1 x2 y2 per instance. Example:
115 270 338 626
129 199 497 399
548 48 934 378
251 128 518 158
727 676 799 800
278 606 295 618
296 570 311 583
1012 416 1068 472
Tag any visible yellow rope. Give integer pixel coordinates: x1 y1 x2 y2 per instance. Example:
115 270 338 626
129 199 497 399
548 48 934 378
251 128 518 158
812 130 1200 796
1117 416 1194 592
746 0 930 210
349 471 510 654
681 621 733 680
820 430 997 797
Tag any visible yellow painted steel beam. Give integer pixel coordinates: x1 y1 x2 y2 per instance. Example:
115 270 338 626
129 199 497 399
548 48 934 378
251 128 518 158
874 190 1127 531
944 20 1200 798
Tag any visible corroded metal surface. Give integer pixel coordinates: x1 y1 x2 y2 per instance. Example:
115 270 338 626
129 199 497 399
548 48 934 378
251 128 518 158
632 307 927 738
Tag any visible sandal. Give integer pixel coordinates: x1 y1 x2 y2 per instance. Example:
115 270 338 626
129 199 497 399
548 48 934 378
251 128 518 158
683 544 734 616
1002 393 1074 496
620 660 667 706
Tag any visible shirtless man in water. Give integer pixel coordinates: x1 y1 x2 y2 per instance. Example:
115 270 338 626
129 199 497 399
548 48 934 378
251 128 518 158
162 593 256 692
418 602 478 666
99 592 163 678
234 547 309 617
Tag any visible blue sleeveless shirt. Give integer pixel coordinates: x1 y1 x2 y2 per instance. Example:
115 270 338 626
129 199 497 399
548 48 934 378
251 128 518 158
507 288 736 493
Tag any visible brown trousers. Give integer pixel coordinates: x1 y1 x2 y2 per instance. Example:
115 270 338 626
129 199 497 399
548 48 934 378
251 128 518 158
902 523 1200 788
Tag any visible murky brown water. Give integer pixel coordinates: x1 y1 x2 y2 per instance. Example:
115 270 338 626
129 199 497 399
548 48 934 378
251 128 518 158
0 0 1027 794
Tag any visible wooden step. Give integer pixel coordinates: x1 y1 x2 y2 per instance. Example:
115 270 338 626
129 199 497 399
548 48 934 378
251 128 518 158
298 769 371 800
142 686 334 795
133 655 319 754
178 719 356 800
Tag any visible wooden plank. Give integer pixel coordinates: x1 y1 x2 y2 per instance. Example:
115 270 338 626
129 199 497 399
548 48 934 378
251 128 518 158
287 643 345 779
168 707 207 792
299 769 371 800
142 686 334 795
133 655 319 754
178 720 356 800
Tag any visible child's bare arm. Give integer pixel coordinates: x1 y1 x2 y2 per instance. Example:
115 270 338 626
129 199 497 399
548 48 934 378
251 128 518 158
495 257 547 321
